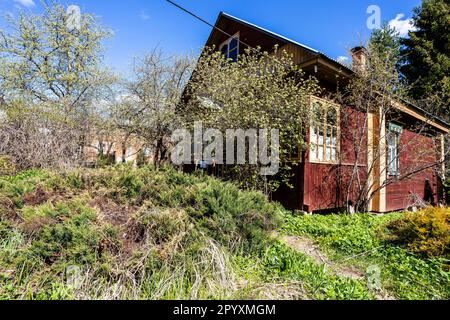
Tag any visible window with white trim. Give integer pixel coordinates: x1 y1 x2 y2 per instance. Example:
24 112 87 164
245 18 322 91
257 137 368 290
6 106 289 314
310 99 339 162
143 147 152 157
220 34 239 62
387 123 402 176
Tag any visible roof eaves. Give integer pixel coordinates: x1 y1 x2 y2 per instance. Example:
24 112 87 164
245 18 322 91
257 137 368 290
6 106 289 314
204 11 227 48
398 97 450 130
221 13 353 74
318 53 354 73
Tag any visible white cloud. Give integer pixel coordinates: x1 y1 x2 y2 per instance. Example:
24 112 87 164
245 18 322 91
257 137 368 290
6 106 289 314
337 56 349 64
13 0 35 8
139 11 150 21
388 13 417 37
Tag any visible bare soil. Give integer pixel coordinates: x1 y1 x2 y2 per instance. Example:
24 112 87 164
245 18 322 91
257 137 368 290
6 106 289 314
23 186 49 206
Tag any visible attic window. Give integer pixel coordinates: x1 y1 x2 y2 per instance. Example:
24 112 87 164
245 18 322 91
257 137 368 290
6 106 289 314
220 33 239 62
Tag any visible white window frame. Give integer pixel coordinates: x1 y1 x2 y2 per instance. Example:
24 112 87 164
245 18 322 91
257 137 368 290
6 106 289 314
387 123 402 176
143 147 152 157
219 32 240 62
309 97 340 164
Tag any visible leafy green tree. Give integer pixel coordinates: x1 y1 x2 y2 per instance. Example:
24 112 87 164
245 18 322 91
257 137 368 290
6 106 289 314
400 0 449 121
0 2 114 169
184 47 320 193
0 2 112 107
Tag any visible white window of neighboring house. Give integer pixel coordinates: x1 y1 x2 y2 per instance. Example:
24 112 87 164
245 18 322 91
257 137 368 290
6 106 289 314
387 123 402 176
127 147 133 158
310 98 339 163
143 148 152 157
220 33 239 62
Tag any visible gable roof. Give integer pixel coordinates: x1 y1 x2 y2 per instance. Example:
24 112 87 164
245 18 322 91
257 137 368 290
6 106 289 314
207 12 353 75
219 12 319 53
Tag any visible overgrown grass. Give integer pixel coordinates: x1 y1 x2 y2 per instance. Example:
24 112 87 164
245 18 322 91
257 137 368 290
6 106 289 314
1 166 447 300
0 166 285 299
282 213 450 300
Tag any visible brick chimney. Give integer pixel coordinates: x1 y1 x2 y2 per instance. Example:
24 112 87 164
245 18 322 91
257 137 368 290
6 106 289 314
350 46 369 73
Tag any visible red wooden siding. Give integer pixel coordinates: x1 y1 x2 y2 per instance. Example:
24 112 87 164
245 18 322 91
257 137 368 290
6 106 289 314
385 128 439 211
302 106 368 212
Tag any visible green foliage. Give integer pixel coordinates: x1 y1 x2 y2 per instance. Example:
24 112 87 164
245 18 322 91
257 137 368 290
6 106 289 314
369 23 401 70
20 200 102 264
2 166 448 300
0 198 118 299
0 2 113 105
400 0 450 121
0 2 115 170
185 46 321 193
282 212 450 300
0 170 51 209
77 165 282 250
382 207 450 259
379 246 449 300
282 214 391 254
261 241 373 300
0 166 283 299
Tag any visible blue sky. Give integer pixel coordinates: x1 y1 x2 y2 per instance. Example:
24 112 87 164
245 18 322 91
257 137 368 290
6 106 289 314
1 0 421 75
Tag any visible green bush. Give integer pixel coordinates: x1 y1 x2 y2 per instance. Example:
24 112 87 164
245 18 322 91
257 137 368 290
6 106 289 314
382 207 450 259
19 199 107 264
74 166 282 251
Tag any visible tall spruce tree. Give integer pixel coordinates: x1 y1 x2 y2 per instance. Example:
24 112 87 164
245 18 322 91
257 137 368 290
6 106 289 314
369 23 402 65
400 0 449 121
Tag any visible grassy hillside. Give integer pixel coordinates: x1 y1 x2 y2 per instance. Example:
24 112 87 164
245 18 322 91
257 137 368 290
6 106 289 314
0 166 448 300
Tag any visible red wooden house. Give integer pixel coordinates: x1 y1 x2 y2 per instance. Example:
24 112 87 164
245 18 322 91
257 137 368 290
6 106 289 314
193 12 449 213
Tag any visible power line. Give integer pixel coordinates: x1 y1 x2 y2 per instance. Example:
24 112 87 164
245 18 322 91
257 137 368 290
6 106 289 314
165 0 315 80
165 0 255 51
166 0 216 31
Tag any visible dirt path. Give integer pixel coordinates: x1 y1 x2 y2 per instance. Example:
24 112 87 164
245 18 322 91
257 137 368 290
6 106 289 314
281 235 364 280
279 235 396 300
